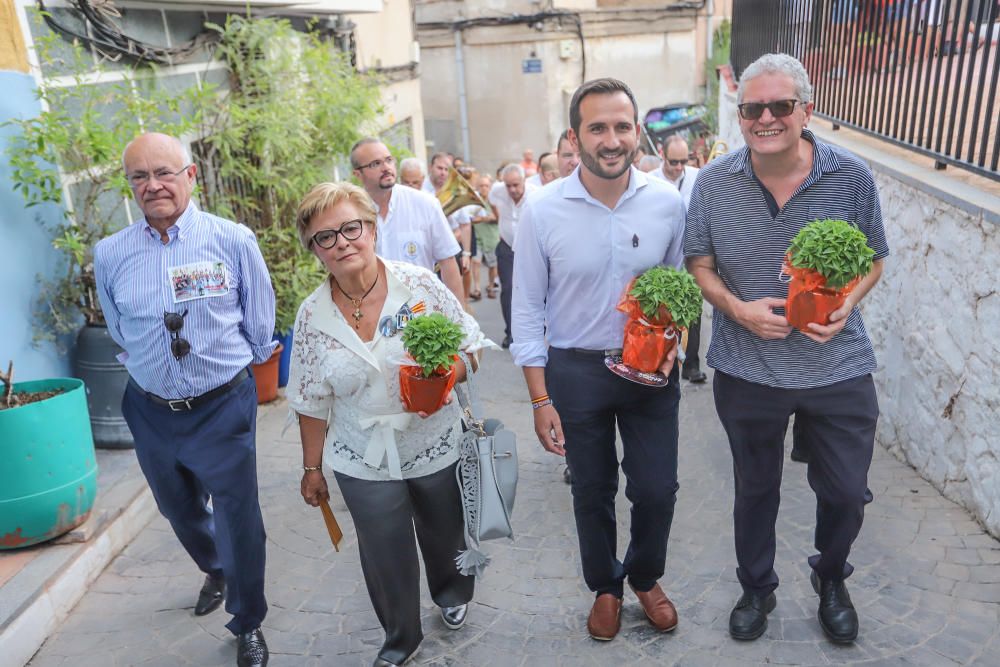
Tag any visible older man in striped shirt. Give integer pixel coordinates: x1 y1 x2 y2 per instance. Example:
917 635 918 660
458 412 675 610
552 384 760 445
94 133 274 667
685 54 888 645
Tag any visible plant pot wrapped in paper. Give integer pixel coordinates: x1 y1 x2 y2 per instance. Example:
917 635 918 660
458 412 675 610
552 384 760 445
782 219 874 330
616 266 704 374
399 313 464 415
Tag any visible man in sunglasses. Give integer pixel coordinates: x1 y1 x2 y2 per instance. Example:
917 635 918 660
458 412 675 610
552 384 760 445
650 134 707 383
94 132 274 667
684 53 888 645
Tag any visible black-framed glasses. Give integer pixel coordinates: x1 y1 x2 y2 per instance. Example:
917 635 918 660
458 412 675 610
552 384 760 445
310 219 367 249
355 155 395 171
666 158 688 166
164 309 190 360
128 164 193 188
737 99 804 121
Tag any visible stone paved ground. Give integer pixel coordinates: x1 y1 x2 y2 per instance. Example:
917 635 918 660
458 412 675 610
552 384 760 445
28 297 1000 667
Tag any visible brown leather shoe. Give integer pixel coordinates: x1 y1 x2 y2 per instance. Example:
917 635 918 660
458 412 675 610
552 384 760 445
587 593 622 641
630 583 678 632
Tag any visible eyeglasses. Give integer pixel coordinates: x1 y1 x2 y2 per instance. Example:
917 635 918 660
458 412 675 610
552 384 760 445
164 309 190 360
737 99 804 121
666 158 688 166
355 155 395 172
310 219 367 249
127 164 193 188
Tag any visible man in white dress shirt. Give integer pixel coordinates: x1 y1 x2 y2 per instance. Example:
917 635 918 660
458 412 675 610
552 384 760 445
490 163 538 348
351 139 463 304
511 78 686 642
650 134 707 383
422 152 453 195
556 129 580 177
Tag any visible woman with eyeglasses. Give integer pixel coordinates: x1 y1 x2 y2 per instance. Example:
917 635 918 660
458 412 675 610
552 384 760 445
286 182 490 667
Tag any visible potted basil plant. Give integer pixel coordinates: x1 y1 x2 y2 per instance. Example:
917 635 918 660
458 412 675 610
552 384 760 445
782 218 875 330
399 313 465 415
617 266 703 373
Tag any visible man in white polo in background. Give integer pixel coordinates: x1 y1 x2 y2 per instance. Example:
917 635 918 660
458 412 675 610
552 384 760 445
351 138 464 304
490 163 538 349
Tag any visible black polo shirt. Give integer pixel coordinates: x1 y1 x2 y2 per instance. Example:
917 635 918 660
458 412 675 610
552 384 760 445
684 130 890 390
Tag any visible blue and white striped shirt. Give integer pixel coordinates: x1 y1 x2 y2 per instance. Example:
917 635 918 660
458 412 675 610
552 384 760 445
684 130 889 389
95 202 277 399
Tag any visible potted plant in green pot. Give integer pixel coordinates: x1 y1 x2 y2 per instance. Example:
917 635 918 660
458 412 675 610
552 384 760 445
0 362 98 549
6 26 212 447
399 313 465 415
613 266 704 382
782 218 875 330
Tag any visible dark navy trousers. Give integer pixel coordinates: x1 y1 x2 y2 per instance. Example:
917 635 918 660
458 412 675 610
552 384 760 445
122 373 267 635
713 371 879 596
546 347 681 598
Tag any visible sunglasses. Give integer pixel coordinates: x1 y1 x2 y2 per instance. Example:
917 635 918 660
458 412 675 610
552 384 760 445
737 99 804 121
666 158 688 166
164 309 190 360
310 219 367 250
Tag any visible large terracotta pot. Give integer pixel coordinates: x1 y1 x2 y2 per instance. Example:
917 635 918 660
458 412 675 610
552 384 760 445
252 343 283 404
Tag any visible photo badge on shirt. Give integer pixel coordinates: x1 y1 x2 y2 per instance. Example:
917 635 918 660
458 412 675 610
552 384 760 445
169 260 230 303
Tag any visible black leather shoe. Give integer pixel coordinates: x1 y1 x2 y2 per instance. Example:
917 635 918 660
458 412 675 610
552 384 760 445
237 627 269 667
729 591 776 640
682 365 707 383
501 336 512 349
563 465 572 485
194 574 226 616
811 571 858 643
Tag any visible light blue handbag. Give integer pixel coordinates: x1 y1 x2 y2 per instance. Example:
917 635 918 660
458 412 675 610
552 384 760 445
453 366 518 577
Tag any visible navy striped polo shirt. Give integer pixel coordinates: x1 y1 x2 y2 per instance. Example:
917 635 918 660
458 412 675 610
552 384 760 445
684 130 889 390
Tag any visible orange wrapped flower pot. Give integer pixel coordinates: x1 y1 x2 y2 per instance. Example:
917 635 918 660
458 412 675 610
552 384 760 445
783 260 860 330
621 321 678 373
399 360 458 415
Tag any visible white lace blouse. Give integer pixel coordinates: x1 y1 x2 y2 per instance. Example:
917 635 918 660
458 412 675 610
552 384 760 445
287 259 490 481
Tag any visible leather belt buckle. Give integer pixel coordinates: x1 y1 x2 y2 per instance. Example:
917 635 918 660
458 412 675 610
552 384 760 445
168 398 193 412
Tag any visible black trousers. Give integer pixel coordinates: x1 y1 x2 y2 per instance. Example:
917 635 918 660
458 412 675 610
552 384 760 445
495 238 514 339
713 371 879 596
547 347 680 598
683 308 703 371
334 462 473 665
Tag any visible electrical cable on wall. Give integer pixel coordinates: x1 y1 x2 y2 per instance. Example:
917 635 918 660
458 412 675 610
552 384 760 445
37 0 217 65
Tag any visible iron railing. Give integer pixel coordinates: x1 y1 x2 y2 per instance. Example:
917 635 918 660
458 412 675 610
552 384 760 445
731 0 999 181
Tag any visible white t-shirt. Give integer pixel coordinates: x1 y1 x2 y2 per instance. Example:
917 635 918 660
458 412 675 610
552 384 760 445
649 164 700 208
489 180 539 247
525 173 542 187
376 184 461 270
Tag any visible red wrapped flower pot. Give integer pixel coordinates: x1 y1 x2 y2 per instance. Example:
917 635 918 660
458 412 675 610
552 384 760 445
399 357 458 415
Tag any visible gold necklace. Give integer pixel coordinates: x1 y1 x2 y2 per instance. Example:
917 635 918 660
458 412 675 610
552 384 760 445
332 271 379 329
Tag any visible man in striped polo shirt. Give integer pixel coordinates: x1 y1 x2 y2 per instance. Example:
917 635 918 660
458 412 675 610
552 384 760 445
95 133 273 667
685 54 889 644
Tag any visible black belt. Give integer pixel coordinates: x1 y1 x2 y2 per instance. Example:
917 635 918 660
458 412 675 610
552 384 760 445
564 347 623 357
130 368 250 412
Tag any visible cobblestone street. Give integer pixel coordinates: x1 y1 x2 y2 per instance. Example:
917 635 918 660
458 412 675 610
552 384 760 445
27 302 1000 667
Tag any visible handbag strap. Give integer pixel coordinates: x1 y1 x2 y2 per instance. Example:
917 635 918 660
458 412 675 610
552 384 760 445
454 354 485 429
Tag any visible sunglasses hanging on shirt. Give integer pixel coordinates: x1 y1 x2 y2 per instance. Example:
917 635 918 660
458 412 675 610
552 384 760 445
164 309 191 360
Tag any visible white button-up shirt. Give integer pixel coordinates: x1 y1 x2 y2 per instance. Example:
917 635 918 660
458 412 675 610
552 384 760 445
376 184 460 271
489 180 539 247
511 166 686 367
649 164 700 208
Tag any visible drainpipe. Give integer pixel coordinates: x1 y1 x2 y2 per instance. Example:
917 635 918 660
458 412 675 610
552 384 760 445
454 29 471 163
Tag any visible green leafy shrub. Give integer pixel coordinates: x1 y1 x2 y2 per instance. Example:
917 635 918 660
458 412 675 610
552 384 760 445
402 313 464 377
788 219 875 289
629 266 703 329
